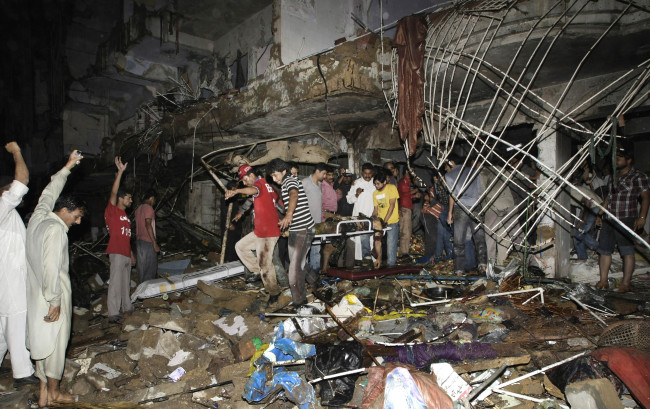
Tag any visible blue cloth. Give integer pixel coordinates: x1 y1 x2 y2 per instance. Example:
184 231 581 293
386 222 399 267
452 206 487 273
573 206 599 260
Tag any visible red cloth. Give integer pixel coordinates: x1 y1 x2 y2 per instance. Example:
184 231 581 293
394 15 427 156
592 347 650 409
252 178 281 238
398 175 414 209
135 203 155 242
105 202 132 257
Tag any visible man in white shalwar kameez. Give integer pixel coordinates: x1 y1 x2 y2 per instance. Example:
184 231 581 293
26 151 84 407
346 163 376 261
0 142 39 388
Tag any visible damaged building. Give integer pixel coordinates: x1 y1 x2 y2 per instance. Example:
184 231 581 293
1 0 650 408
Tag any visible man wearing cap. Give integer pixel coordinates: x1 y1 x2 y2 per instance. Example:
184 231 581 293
596 144 649 292
225 165 282 301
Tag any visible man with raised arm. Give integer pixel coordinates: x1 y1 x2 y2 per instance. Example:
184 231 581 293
26 150 84 406
0 142 39 389
105 157 135 324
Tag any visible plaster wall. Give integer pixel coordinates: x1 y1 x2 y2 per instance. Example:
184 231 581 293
213 5 274 80
63 109 108 156
279 0 361 65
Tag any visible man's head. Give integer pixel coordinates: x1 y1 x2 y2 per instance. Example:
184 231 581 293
447 153 462 169
313 163 327 182
615 143 634 170
116 188 133 210
361 163 374 182
238 164 257 186
53 195 86 228
269 158 290 185
325 166 335 184
374 169 388 191
143 189 157 206
289 162 299 177
385 162 399 179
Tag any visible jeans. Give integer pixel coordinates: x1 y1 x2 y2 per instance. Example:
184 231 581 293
309 243 321 272
465 231 476 270
453 206 488 273
287 228 317 304
361 234 371 258
436 208 454 259
385 222 399 267
421 213 438 258
573 206 599 260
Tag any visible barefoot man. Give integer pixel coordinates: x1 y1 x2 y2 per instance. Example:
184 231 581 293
26 150 85 406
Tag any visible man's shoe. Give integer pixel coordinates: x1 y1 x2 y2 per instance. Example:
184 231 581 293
13 375 40 388
108 315 123 324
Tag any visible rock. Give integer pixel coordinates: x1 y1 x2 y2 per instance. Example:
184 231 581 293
192 313 221 340
94 350 136 374
139 380 187 403
85 371 109 390
72 316 89 333
143 297 167 309
196 281 255 312
213 314 269 344
70 377 95 395
0 390 31 409
178 333 207 351
62 359 81 385
231 339 256 362
156 331 181 359
150 311 191 333
168 350 193 367
141 327 164 359
567 337 591 348
565 378 623 409
138 355 169 383
543 374 565 399
123 310 150 332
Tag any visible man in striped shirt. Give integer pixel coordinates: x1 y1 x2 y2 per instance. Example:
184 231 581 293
269 159 317 306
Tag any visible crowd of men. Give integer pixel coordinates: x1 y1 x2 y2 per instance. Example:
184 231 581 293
225 146 648 303
0 143 159 405
1 141 647 405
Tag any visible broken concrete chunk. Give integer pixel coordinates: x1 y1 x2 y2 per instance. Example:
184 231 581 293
565 378 623 409
90 362 122 380
156 331 181 359
231 339 256 362
168 350 192 367
150 311 191 333
85 371 109 390
70 377 94 395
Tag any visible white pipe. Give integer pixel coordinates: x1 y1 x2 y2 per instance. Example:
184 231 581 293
308 368 368 384
492 388 570 409
410 288 544 307
568 295 608 327
497 351 586 389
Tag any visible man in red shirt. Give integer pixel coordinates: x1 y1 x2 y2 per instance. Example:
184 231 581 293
225 165 282 301
105 157 134 324
397 168 419 257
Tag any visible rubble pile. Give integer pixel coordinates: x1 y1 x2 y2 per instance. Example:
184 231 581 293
1 251 650 408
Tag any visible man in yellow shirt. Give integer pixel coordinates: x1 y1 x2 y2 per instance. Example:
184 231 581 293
372 168 400 267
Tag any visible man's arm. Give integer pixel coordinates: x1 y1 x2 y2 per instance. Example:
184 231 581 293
636 190 650 231
41 226 63 322
384 198 397 222
447 196 455 225
34 151 82 215
5 142 28 185
110 157 127 206
346 180 359 204
279 189 298 230
145 218 160 253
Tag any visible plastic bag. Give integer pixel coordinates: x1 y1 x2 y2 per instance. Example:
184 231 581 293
384 367 428 409
305 341 364 406
243 367 316 409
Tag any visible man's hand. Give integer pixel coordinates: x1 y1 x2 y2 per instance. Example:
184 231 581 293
5 142 20 154
153 242 160 253
65 150 83 170
447 212 453 226
131 254 137 266
115 156 127 172
232 212 243 222
44 305 61 322
634 217 646 231
278 213 293 230
224 189 237 200
356 188 364 197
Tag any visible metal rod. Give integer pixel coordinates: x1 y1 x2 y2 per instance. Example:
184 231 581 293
568 295 608 327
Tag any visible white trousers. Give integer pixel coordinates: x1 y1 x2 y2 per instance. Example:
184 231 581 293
0 312 34 378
